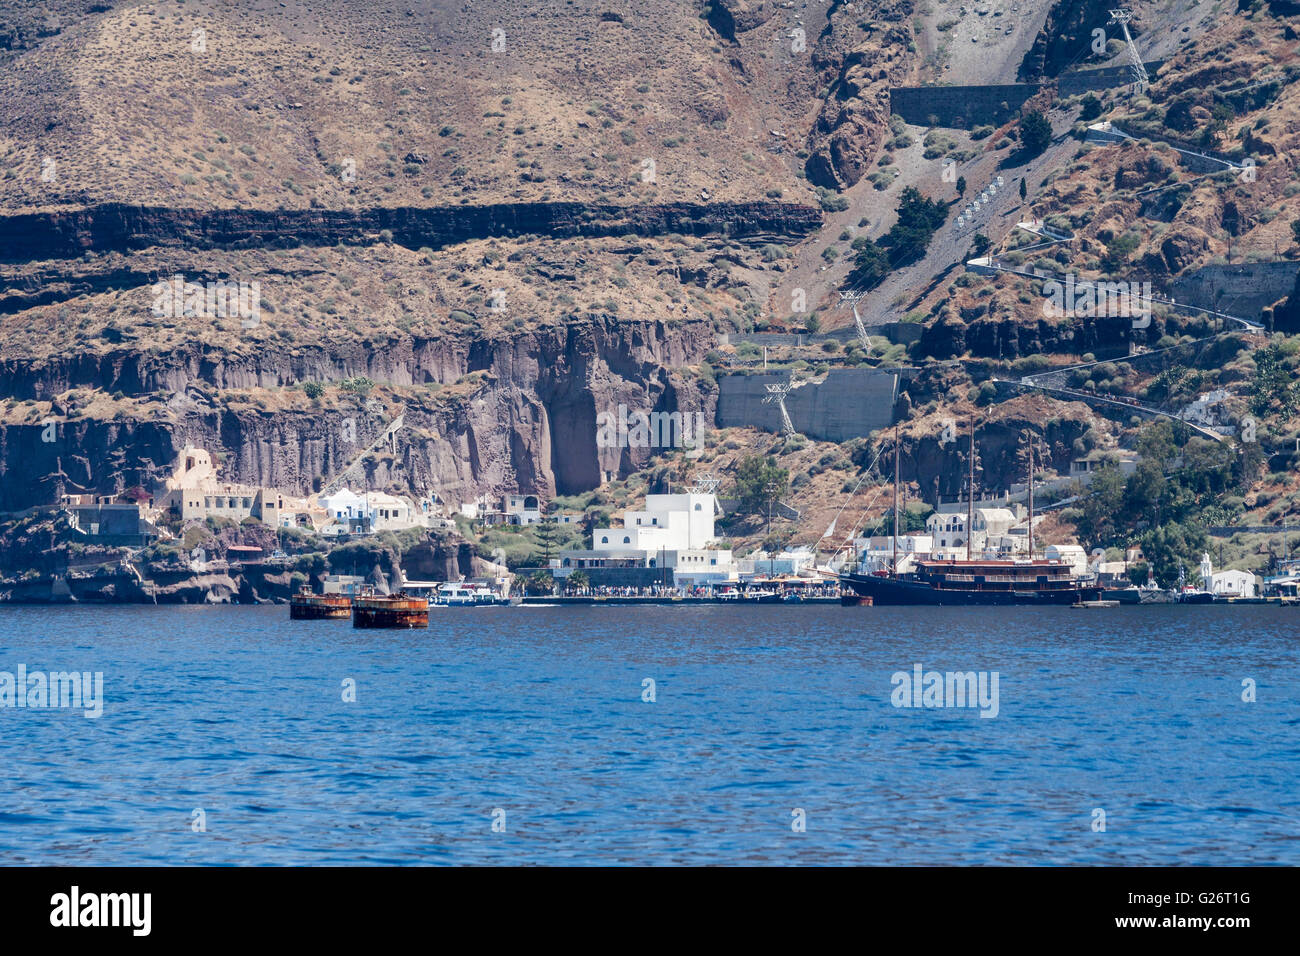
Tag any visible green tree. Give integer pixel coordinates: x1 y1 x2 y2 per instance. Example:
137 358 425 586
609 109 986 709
526 570 555 595
1138 521 1209 588
1071 468 1125 551
847 187 947 288
885 187 949 264
733 455 790 518
1164 97 1196 132
532 514 559 565
340 376 374 397
1250 344 1300 422
1018 177 1027 200
847 240 890 288
956 176 966 197
1122 459 1166 523
761 528 795 555
1019 111 1052 157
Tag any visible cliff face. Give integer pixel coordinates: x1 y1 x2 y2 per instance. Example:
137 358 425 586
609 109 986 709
1018 0 1128 81
902 417 1093 503
804 5 915 190
854 404 1094 503
914 311 1206 361
0 200 821 262
0 314 720 510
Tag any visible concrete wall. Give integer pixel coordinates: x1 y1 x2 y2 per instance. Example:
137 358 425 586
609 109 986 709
720 332 810 347
1169 261 1299 322
890 62 1162 127
716 368 898 441
891 84 1039 128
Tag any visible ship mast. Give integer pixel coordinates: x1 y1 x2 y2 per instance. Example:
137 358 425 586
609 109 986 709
966 417 975 562
1026 431 1035 558
892 424 900 576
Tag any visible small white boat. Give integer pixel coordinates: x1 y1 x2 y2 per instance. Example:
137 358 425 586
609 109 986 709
471 585 507 606
435 583 476 606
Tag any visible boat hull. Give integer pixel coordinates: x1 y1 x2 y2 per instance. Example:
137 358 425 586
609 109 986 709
841 572 1103 606
352 595 429 628
289 594 352 620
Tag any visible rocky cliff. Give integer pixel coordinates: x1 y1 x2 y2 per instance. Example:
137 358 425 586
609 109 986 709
0 313 720 510
0 200 821 263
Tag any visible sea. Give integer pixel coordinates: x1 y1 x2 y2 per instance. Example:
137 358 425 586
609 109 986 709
0 603 1295 865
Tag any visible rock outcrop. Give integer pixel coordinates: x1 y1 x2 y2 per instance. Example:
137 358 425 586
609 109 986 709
0 314 720 509
0 200 821 263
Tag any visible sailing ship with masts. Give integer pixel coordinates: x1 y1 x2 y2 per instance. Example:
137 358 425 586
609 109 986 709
839 420 1104 606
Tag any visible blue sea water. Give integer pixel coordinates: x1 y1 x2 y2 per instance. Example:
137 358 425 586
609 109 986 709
0 603 1295 865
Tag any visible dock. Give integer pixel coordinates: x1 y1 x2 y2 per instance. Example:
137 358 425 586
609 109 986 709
519 595 842 607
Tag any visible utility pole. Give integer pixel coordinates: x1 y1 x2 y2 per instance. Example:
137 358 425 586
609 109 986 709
763 378 796 436
1109 9 1150 94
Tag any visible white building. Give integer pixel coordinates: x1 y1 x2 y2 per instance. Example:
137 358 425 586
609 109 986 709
363 492 412 531
503 493 543 525
1045 544 1088 577
319 488 431 534
671 548 737 586
555 492 734 586
1211 569 1257 598
853 534 934 573
321 488 368 526
458 492 543 525
926 507 1020 554
593 493 718 554
740 546 818 577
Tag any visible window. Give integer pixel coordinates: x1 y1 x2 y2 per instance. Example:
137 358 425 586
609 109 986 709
623 536 630 544
601 536 608 544
694 504 702 511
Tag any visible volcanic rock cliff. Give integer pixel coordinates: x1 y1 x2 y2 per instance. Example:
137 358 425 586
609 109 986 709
0 313 720 510
0 201 821 263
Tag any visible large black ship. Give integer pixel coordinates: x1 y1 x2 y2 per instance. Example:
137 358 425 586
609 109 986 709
841 558 1103 606
839 420 1101 606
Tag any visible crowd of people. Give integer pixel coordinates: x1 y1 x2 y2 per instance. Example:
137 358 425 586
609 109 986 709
554 582 844 599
